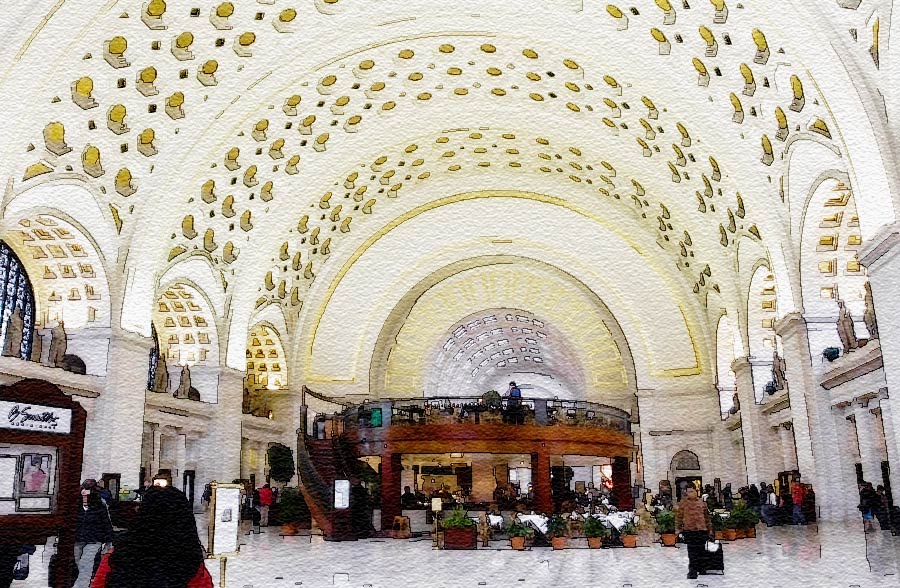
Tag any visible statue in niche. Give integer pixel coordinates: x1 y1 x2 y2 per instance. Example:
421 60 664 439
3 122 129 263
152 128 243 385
864 282 879 341
30 329 42 362
772 350 787 391
176 364 192 399
152 352 169 393
242 385 252 414
2 308 24 358
836 299 859 354
48 320 67 367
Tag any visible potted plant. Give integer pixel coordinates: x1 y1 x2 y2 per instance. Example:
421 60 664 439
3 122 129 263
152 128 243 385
547 514 569 550
730 503 750 539
655 510 677 546
507 520 533 551
278 487 308 535
711 512 726 541
620 521 638 548
583 517 609 549
723 514 738 541
442 506 477 550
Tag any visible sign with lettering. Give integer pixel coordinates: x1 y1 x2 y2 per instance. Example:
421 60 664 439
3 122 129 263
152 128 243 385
0 401 72 434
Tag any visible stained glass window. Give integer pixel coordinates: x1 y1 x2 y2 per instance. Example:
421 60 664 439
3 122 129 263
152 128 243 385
147 323 160 390
0 241 36 360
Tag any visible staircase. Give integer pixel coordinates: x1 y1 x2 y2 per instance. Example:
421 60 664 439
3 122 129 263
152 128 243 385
296 436 357 540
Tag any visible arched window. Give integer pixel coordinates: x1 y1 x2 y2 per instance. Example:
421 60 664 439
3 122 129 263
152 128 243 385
672 450 701 471
147 322 160 391
0 241 36 360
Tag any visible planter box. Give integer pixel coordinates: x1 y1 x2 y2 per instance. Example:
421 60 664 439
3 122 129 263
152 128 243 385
510 536 527 551
714 531 724 541
735 528 747 539
587 537 603 549
443 527 477 550
746 526 756 538
723 529 737 541
660 533 677 546
621 534 638 548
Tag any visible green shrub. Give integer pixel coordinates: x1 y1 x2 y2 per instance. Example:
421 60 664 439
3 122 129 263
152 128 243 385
583 516 610 538
507 520 534 538
655 510 676 534
621 520 638 536
279 487 306 523
547 514 569 538
267 443 295 484
442 506 477 529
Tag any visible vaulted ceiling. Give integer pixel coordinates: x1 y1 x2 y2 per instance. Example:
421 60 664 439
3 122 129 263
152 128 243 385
0 0 895 383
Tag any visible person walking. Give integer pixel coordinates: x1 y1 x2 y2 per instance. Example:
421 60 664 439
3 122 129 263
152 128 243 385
676 487 713 579
257 484 274 527
859 482 880 533
790 481 806 525
74 481 114 588
91 485 212 588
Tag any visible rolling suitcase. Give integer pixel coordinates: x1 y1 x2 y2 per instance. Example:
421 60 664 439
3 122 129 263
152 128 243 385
700 541 724 575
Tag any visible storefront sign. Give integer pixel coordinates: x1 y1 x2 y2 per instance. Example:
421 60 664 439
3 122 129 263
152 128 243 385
0 401 72 434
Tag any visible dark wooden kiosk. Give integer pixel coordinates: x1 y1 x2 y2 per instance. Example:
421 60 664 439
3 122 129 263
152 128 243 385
297 391 636 540
0 378 87 588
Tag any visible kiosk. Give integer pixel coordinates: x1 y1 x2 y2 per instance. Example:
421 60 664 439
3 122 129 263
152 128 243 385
0 378 86 588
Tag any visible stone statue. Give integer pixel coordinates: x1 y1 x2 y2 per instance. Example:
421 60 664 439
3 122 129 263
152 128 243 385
48 320 67 367
864 282 879 340
152 352 169 393
30 330 42 363
836 299 859 354
772 350 787 391
176 364 191 399
2 308 24 358
242 385 251 414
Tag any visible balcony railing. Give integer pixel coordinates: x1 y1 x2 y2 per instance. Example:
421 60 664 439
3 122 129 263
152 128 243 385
311 396 631 438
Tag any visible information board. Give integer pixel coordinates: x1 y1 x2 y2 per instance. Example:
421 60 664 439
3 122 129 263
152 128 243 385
208 483 242 557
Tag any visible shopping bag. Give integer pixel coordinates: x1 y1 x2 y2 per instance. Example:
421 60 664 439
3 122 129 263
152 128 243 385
705 540 721 552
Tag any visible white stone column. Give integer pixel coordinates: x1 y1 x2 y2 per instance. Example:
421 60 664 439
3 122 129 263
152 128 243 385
207 366 243 483
861 228 900 499
775 313 843 520
732 357 762 484
79 328 153 488
150 424 162 478
175 430 187 489
777 423 799 471
855 398 885 485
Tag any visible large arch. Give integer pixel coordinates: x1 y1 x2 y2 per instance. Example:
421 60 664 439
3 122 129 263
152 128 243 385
368 255 638 408
297 191 705 398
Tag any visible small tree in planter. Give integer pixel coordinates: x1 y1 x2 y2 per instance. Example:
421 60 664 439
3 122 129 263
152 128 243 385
267 443 295 488
442 506 477 550
547 514 569 550
278 487 308 535
583 517 610 549
655 510 677 546
507 520 533 551
620 521 638 548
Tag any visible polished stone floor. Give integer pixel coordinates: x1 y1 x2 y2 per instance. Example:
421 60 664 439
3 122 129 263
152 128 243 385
17 519 900 587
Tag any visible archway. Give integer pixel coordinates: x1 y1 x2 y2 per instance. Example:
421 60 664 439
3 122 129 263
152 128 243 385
670 450 702 500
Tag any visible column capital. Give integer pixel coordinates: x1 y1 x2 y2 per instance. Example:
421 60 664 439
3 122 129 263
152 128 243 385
774 312 807 339
859 221 900 271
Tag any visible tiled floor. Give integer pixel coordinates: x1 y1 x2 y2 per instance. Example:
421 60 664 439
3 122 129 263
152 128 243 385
17 520 900 587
